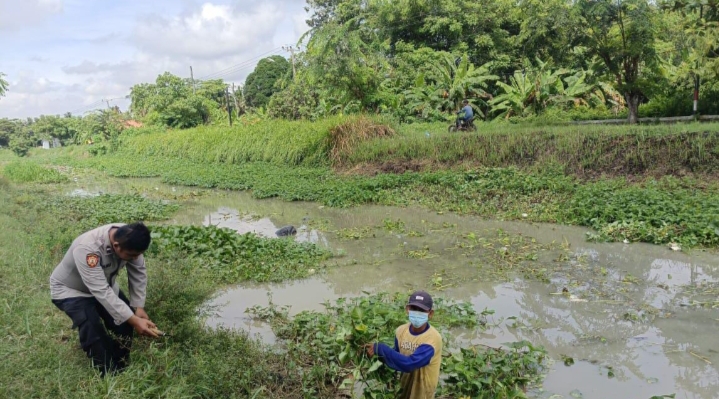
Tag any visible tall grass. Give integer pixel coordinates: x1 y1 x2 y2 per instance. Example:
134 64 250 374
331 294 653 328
2 161 68 183
116 118 719 176
344 122 719 176
122 117 346 166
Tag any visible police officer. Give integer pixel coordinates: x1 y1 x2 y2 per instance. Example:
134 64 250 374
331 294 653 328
50 222 159 376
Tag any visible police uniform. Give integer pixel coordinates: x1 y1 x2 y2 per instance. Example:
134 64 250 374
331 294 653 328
50 224 148 375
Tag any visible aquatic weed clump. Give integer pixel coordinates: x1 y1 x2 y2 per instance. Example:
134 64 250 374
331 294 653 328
43 194 179 228
149 225 332 283
249 292 546 399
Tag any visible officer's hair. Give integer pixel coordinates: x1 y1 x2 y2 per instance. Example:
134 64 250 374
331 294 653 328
115 222 151 252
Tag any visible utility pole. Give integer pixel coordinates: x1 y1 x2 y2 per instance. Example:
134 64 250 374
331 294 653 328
693 5 703 119
231 83 240 115
282 45 300 80
225 86 233 127
190 66 196 95
105 99 111 109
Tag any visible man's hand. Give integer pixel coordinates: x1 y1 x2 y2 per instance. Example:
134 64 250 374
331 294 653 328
135 308 150 320
365 343 375 357
128 315 159 338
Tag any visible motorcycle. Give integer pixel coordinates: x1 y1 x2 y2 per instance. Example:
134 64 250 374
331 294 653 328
448 117 477 133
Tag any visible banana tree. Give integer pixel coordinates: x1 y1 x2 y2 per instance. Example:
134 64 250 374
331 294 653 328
489 71 536 119
428 55 498 117
489 58 572 119
554 70 597 107
403 73 446 121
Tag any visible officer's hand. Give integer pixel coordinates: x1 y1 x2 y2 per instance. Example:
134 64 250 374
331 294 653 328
365 343 375 357
128 315 159 338
135 308 150 320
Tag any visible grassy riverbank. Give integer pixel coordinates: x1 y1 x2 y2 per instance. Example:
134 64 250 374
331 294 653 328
3 119 719 250
11 148 714 248
116 118 719 178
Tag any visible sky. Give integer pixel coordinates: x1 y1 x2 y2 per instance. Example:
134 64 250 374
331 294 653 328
0 0 311 118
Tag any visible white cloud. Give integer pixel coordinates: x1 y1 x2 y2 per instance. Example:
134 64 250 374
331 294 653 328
132 2 284 59
0 0 311 118
62 61 131 75
12 77 67 94
0 0 63 31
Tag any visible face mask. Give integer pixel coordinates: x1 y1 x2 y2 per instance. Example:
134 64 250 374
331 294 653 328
408 310 429 328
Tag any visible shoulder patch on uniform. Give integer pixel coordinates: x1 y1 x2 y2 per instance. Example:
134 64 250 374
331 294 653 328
86 254 100 268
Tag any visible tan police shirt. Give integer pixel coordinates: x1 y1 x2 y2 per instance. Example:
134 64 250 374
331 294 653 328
395 323 443 399
50 224 147 325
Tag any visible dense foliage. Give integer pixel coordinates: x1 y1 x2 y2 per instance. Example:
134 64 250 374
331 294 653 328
3 0 718 146
243 55 291 109
0 110 127 157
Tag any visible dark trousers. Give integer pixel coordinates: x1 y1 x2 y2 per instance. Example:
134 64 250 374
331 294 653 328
456 116 472 126
52 291 134 376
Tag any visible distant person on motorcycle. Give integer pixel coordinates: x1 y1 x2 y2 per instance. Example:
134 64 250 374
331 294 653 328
456 100 474 128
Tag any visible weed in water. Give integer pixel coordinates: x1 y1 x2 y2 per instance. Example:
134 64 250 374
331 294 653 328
335 226 377 240
248 292 544 399
149 225 332 283
39 194 179 229
2 161 68 183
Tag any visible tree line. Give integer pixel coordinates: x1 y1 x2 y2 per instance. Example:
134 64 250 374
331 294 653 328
1 0 718 154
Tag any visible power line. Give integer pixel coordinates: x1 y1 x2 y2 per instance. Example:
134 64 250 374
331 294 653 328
68 99 105 115
198 49 285 82
196 47 284 80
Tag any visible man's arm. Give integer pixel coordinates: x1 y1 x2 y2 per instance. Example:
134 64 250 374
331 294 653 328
74 247 157 336
373 342 435 373
126 255 147 310
74 247 135 324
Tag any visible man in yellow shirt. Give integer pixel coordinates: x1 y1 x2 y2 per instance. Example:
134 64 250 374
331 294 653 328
366 290 443 399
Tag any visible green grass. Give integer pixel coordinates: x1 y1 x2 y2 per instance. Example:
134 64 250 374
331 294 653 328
110 119 719 178
2 160 68 183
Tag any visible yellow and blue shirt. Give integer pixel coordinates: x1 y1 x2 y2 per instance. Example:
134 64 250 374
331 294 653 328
375 323 443 399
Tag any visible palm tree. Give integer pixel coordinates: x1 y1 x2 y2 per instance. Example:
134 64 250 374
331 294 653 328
0 73 8 98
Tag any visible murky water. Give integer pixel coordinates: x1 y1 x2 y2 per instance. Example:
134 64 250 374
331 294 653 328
66 176 719 399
